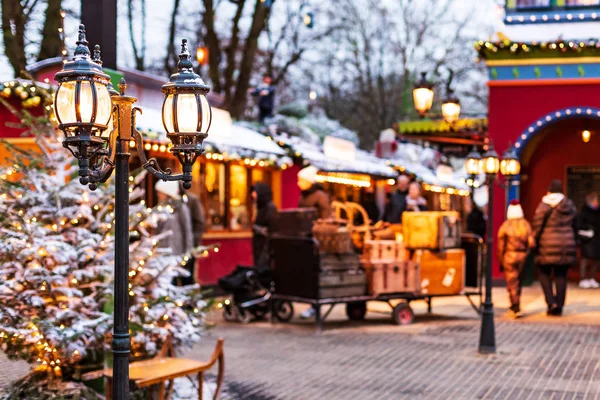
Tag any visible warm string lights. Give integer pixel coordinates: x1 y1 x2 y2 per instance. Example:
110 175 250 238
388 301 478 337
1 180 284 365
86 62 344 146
475 38 600 60
387 163 469 197
0 80 53 110
315 172 372 188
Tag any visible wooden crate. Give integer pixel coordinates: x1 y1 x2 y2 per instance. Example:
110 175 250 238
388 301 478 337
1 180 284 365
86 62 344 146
402 211 461 250
363 261 420 295
414 249 465 296
363 240 409 262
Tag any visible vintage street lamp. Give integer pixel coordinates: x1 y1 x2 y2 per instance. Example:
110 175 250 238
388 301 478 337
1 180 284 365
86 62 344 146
500 144 521 178
413 72 434 118
441 90 461 124
464 147 481 198
54 25 211 400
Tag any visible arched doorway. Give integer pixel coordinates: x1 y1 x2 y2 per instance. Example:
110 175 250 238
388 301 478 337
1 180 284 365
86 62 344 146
511 107 600 221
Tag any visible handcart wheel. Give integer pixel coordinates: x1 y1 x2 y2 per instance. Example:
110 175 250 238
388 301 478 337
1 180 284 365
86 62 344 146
223 304 238 322
237 308 253 324
274 300 294 322
346 302 367 321
392 303 414 325
251 308 268 321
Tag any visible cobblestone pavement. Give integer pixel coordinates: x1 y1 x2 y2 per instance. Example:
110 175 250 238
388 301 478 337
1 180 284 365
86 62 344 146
2 285 600 399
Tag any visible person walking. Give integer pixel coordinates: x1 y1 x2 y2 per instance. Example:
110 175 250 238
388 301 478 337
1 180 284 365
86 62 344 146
155 180 194 284
532 179 577 316
251 183 279 270
383 175 410 223
297 166 331 219
497 200 534 318
576 192 600 288
405 181 428 212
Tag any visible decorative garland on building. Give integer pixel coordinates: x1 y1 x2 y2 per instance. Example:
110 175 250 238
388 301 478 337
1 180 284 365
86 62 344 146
475 39 600 61
0 80 54 110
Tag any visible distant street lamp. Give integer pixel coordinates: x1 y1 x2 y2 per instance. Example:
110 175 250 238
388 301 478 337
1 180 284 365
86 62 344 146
196 46 209 66
441 89 461 124
465 143 521 355
413 72 434 117
54 25 211 399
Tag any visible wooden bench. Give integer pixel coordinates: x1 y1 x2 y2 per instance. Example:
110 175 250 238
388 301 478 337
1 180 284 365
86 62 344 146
83 338 224 400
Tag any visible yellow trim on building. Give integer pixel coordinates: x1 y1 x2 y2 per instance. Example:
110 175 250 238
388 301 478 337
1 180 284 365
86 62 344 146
485 57 600 67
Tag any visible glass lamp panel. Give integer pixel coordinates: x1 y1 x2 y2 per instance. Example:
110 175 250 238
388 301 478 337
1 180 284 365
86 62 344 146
413 88 434 115
464 157 481 175
483 156 500 175
199 95 212 134
94 82 112 126
78 81 94 123
442 102 461 123
162 94 175 133
501 159 521 176
55 82 77 125
176 94 199 132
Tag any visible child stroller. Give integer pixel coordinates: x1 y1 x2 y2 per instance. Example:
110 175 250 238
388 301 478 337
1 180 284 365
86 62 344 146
217 265 294 324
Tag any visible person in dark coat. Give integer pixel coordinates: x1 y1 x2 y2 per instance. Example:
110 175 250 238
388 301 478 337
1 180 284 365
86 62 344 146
362 192 381 224
576 192 600 288
383 175 410 223
532 179 577 316
297 166 331 219
466 199 486 238
250 74 275 123
251 183 278 270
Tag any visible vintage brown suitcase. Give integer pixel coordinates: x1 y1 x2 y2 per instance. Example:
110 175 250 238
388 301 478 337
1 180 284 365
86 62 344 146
275 208 318 237
320 253 361 271
363 261 419 295
414 249 465 296
363 240 408 262
313 220 353 254
402 211 461 250
319 270 367 298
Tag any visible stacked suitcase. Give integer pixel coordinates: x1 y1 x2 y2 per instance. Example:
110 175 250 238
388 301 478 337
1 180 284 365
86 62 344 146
362 240 419 295
402 211 466 296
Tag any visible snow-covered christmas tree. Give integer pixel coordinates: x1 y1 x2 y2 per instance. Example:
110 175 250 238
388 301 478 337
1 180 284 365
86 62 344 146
0 96 213 398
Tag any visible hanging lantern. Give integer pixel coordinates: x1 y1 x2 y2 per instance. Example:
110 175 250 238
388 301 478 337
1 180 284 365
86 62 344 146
196 46 209 66
441 90 461 124
582 129 592 143
161 39 212 188
413 72 434 117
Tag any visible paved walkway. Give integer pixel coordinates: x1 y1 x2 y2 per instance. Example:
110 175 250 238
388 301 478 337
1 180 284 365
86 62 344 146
2 284 600 399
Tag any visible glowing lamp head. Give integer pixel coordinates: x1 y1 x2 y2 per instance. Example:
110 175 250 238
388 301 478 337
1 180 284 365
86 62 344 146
482 145 500 176
441 91 461 124
162 39 212 189
413 72 434 117
54 25 112 163
500 145 521 177
464 148 482 176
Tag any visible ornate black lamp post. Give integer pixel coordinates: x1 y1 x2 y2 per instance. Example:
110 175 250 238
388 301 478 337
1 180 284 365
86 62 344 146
54 25 211 399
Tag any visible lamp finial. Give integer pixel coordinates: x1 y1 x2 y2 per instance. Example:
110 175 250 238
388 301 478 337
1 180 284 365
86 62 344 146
92 45 102 65
74 24 91 59
177 39 194 73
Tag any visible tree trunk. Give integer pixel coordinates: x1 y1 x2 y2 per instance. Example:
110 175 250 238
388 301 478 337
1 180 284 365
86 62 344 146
202 0 222 93
223 0 246 106
1 0 26 77
38 0 63 61
164 0 181 74
127 0 145 70
229 0 271 119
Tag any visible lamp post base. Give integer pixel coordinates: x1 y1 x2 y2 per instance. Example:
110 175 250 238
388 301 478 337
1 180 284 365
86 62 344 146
478 302 496 354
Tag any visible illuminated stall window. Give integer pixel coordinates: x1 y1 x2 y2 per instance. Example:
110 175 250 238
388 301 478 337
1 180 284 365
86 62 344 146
229 164 249 231
204 162 227 230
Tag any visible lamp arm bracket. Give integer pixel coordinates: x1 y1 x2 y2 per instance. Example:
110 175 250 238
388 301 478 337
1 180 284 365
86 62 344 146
131 128 185 182
87 111 118 184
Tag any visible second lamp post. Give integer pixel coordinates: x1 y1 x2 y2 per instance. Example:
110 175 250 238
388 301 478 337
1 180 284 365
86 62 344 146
465 144 520 354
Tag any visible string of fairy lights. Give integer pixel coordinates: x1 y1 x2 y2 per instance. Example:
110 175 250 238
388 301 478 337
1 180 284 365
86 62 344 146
475 38 600 60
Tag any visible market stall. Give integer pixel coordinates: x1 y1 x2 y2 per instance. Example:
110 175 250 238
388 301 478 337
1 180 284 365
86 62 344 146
135 113 291 285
